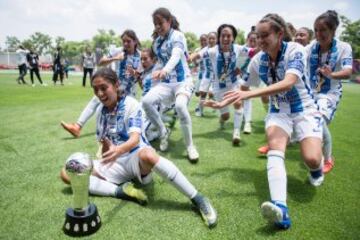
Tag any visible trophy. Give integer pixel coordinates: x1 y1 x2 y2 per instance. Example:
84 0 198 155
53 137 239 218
63 152 101 237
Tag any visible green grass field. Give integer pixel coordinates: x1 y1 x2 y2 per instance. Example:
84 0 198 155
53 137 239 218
0 72 359 239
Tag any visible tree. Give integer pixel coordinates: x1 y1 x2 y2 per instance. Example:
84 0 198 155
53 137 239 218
140 39 152 49
185 32 199 52
235 29 245 45
5 36 20 51
92 29 120 51
29 32 52 55
340 15 360 59
55 36 65 48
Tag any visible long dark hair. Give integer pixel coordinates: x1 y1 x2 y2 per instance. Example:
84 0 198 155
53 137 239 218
91 67 118 86
259 13 293 42
217 24 237 44
152 7 180 39
121 29 141 51
315 10 339 32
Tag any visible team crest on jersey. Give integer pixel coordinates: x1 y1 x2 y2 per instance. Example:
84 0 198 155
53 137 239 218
294 52 303 60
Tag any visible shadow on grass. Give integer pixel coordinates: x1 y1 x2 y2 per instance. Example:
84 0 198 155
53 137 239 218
147 199 191 212
62 132 95 140
61 186 72 195
193 167 316 204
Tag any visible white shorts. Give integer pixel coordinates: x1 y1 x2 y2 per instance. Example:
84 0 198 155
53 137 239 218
214 83 240 115
199 78 211 93
265 109 323 142
93 147 144 185
315 93 341 123
145 80 194 106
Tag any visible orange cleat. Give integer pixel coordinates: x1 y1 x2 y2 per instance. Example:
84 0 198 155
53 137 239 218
323 157 334 174
258 145 269 155
60 121 81 138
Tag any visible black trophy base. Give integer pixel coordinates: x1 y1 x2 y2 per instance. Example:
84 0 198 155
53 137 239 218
63 203 101 237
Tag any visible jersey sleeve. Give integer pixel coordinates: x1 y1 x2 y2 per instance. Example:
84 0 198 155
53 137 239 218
286 45 306 79
125 98 143 134
340 42 353 69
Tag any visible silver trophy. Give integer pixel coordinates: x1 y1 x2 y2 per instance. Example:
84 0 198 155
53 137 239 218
63 152 101 237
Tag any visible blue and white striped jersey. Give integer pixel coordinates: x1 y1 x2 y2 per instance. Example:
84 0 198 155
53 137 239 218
108 47 141 96
197 46 213 81
199 44 255 90
244 41 316 114
96 96 149 157
152 29 191 83
306 39 353 95
141 65 157 96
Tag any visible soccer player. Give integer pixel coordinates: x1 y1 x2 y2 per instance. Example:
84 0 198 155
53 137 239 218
60 68 217 228
190 24 256 145
61 30 142 138
16 45 28 84
26 48 45 87
141 8 199 162
241 27 259 134
204 13 324 230
295 27 313 47
81 46 96 87
306 10 353 173
194 32 217 117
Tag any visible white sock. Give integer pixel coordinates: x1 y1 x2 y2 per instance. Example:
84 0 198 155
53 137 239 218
243 99 252 123
153 157 197 199
77 96 101 127
322 122 332 160
142 94 167 137
267 150 287 206
234 108 244 131
89 176 117 197
175 95 193 148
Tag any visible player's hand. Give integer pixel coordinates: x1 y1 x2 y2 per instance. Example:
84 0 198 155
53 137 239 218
100 138 122 165
152 69 167 81
224 90 250 101
318 65 332 78
201 99 225 109
126 65 137 77
112 52 125 61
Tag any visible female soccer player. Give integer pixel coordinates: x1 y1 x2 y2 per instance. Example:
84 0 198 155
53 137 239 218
190 24 256 145
307 10 353 173
204 14 324 230
295 27 313 46
60 68 217 228
141 7 199 162
61 30 141 138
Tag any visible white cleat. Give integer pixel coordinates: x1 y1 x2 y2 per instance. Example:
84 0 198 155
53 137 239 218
243 122 252 134
232 129 241 146
309 174 324 187
187 145 199 163
159 128 171 151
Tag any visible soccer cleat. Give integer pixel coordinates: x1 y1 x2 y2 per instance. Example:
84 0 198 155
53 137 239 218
191 194 217 228
323 157 334 174
261 201 291 230
195 107 203 117
115 182 148 206
159 128 171 151
258 145 269 155
309 173 324 187
187 145 199 163
232 129 241 146
243 122 252 134
61 121 81 138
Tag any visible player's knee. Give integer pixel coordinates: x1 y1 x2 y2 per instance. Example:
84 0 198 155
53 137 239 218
139 148 158 166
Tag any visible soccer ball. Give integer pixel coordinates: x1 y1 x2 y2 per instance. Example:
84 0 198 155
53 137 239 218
65 152 93 174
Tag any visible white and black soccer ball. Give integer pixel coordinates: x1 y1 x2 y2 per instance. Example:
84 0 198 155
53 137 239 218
65 152 93 174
